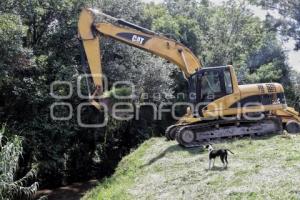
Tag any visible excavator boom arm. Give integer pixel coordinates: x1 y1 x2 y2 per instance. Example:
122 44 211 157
78 8 202 91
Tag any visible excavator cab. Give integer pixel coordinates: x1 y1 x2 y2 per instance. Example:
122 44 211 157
188 66 234 116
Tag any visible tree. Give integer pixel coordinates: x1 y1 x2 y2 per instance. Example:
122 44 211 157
250 0 300 50
0 0 176 188
248 0 299 99
145 0 292 92
0 125 41 200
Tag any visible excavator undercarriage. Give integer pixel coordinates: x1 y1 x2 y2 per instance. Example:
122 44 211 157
166 117 283 147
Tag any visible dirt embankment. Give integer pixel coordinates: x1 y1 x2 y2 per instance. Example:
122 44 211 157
83 135 300 200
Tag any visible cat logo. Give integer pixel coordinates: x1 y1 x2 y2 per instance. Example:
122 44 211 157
132 35 145 45
116 32 151 45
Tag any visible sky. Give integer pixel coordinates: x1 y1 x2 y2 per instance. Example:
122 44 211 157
142 0 300 72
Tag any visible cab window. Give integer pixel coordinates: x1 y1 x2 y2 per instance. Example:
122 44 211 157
200 71 221 101
224 70 233 94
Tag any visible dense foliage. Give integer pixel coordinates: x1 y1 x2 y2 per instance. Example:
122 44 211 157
0 125 41 200
0 0 298 198
144 0 293 93
0 0 174 191
251 0 300 50
249 0 300 101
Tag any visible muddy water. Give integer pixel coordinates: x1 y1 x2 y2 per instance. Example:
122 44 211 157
36 180 98 200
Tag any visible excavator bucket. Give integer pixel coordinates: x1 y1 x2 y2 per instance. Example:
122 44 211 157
90 100 103 110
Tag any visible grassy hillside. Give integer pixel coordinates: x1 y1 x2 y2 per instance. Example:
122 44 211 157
82 135 300 200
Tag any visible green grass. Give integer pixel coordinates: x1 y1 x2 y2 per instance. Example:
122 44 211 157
82 138 154 200
82 135 300 200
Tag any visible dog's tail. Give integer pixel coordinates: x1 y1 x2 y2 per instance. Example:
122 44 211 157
226 149 234 154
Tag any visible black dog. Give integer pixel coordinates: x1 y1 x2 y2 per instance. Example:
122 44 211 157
205 144 234 169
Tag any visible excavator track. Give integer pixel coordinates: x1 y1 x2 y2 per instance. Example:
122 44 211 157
165 124 181 140
175 117 283 147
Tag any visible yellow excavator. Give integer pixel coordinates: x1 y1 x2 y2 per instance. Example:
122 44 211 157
78 8 300 147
